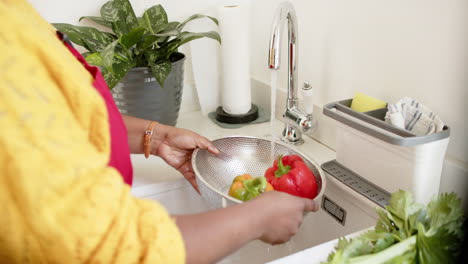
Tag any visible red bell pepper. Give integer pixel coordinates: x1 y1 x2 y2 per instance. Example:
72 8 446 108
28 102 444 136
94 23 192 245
264 155 318 199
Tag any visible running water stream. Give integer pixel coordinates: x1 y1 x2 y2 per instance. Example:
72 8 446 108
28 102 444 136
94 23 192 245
269 70 295 256
270 71 278 163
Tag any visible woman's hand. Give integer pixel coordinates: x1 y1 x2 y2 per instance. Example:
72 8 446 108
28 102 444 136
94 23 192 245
175 191 319 264
121 115 219 190
250 191 318 245
151 123 219 191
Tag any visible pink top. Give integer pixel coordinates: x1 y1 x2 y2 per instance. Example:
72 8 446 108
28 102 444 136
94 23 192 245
60 34 133 185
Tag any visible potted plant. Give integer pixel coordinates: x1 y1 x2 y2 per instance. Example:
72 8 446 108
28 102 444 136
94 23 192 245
53 0 220 125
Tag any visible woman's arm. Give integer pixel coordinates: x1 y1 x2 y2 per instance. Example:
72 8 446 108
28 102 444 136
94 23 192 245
175 191 319 264
121 114 153 154
122 115 218 154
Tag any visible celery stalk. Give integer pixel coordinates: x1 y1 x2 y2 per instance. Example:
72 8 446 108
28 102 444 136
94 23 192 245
349 236 416 264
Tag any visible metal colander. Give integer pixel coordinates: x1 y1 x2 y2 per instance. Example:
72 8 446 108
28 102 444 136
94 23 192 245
192 136 327 209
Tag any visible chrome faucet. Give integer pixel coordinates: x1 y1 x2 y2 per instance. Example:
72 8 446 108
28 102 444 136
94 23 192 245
268 1 313 145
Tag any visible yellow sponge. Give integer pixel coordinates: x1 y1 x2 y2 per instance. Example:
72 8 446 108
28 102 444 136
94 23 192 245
350 92 387 112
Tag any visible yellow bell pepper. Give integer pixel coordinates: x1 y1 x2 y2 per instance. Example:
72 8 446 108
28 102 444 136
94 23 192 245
228 174 274 201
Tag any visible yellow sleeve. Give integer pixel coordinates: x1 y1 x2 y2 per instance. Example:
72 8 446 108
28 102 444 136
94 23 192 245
0 1 185 263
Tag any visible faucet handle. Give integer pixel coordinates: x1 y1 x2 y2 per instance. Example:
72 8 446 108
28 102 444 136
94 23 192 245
301 82 314 115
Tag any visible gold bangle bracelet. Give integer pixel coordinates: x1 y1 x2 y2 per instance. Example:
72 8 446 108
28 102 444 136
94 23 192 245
144 121 158 158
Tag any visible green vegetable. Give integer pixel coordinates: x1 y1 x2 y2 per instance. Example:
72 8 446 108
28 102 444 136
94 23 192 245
228 174 273 201
323 190 465 264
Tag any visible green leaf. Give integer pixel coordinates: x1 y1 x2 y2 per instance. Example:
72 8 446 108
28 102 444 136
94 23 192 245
339 237 373 260
101 40 119 70
120 27 146 49
176 30 221 47
358 231 396 254
426 192 464 235
161 40 181 59
417 223 460 264
101 0 138 37
416 193 464 264
407 207 428 235
109 10 132 37
100 58 134 89
140 35 160 50
85 53 103 66
142 12 154 34
52 23 115 49
159 31 220 60
375 209 391 233
100 1 119 23
149 60 171 87
325 236 378 264
113 58 134 77
323 191 465 264
137 17 145 28
326 237 350 262
101 68 121 89
152 29 181 38
154 22 181 44
144 50 161 64
142 5 168 34
207 16 219 26
114 52 130 62
386 190 422 223
177 14 219 30
384 190 424 238
79 16 112 28
113 0 138 31
160 21 180 32
81 38 110 53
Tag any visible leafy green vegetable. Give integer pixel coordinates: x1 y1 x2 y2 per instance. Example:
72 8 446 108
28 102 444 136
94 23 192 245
323 190 465 264
52 0 220 88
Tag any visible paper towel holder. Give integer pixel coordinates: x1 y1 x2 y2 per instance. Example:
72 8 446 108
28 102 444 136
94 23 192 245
215 104 259 124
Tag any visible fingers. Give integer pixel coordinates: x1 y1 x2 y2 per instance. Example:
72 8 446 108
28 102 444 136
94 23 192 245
190 180 201 194
184 172 200 194
207 145 220 154
195 135 219 154
178 162 200 193
303 198 319 212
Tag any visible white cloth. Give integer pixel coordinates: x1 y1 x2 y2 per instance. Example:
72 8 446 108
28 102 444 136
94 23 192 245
384 97 444 136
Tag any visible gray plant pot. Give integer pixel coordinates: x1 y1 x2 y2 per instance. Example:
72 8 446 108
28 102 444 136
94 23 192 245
112 52 185 126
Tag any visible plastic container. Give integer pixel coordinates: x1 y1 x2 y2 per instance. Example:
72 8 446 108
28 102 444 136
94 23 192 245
323 99 450 204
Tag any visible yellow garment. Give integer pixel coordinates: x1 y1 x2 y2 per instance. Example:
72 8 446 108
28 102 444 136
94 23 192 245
0 1 185 263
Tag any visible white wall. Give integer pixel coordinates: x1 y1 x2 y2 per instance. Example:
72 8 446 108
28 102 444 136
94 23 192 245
30 0 226 27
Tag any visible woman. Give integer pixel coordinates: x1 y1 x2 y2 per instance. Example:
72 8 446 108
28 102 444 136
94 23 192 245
0 1 318 263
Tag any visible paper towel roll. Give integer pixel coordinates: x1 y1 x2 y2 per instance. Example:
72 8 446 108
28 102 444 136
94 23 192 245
188 9 221 116
218 4 251 115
